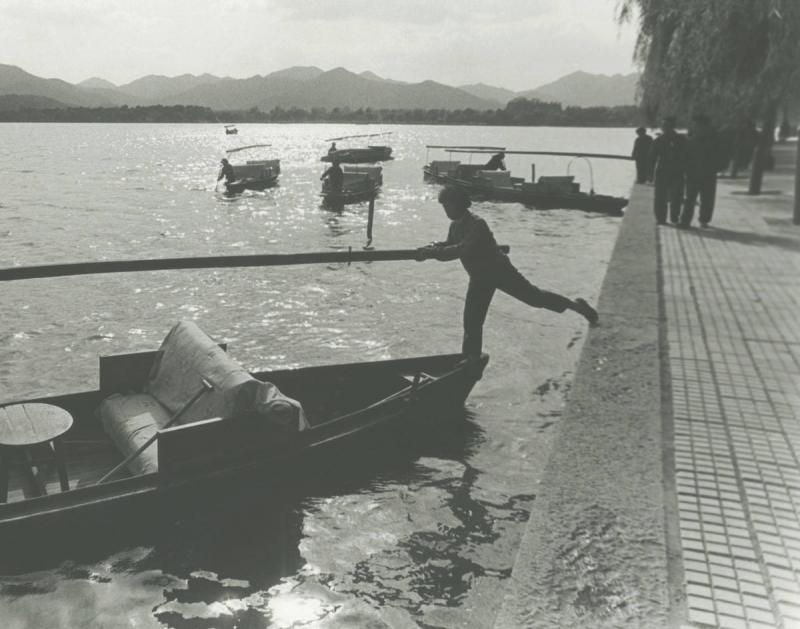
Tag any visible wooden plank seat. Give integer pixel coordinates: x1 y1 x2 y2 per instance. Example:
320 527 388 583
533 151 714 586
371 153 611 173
98 320 307 476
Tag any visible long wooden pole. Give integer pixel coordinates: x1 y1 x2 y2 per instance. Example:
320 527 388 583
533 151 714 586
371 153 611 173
0 246 509 282
446 149 634 161
425 145 507 150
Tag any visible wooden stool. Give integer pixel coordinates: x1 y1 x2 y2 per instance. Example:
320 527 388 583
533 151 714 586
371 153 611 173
0 403 73 502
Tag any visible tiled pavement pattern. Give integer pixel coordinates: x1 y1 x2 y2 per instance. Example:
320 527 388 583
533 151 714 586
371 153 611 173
661 167 800 628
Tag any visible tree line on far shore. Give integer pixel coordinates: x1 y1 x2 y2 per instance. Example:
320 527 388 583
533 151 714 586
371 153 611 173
0 98 643 127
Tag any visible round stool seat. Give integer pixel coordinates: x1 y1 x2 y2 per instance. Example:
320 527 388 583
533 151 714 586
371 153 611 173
0 403 73 447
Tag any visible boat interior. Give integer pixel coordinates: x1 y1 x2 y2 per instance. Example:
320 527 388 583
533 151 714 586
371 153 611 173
0 321 458 507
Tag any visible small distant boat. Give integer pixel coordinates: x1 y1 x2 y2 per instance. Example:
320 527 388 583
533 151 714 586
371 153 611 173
321 165 382 206
321 133 393 163
423 146 629 216
224 124 239 135
219 144 280 195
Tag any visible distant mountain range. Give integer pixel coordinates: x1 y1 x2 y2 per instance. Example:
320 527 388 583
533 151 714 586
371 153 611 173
0 63 640 112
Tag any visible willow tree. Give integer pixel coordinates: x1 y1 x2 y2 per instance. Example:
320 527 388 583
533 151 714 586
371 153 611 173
617 0 800 217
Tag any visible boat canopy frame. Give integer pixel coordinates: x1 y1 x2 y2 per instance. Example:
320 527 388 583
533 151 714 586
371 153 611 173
324 132 392 143
225 144 272 154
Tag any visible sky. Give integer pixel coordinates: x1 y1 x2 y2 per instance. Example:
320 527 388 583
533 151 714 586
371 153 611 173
0 0 639 91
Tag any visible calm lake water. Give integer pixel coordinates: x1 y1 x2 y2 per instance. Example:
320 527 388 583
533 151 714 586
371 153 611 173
0 123 632 628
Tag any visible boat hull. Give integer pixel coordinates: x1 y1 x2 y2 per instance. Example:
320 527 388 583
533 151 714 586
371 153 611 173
0 352 486 565
321 182 381 206
423 167 627 216
224 174 279 195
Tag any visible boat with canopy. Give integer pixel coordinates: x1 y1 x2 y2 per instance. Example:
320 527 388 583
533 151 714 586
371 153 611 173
321 164 383 207
321 132 394 163
218 144 280 194
423 146 631 216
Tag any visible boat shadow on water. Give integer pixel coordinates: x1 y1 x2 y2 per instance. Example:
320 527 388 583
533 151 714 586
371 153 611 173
1 410 498 629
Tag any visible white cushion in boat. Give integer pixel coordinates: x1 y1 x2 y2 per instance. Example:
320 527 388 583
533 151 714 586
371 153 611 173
146 320 253 424
100 320 307 475
98 393 171 475
146 320 307 429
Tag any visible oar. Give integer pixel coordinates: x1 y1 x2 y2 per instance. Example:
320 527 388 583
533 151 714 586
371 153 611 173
96 379 213 484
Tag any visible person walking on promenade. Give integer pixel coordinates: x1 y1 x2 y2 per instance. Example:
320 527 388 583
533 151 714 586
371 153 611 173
650 116 687 225
416 186 598 361
632 127 654 183
679 114 723 228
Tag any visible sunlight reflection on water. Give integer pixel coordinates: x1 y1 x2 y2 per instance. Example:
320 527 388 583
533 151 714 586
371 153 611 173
0 122 631 627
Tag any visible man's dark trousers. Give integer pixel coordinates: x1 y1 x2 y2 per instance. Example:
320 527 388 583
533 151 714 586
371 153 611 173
653 172 684 224
680 175 717 226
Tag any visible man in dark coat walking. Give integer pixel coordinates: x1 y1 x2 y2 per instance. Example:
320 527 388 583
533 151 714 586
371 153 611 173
650 117 686 225
679 114 722 228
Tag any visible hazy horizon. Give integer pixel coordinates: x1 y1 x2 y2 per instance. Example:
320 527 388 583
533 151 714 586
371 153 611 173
0 0 638 92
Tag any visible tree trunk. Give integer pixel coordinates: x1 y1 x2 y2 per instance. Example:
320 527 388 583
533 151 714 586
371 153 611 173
749 101 778 195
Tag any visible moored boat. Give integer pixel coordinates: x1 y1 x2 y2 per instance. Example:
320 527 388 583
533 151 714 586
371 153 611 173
224 124 238 135
321 132 394 163
321 164 383 206
219 143 280 194
423 146 630 216
0 319 486 559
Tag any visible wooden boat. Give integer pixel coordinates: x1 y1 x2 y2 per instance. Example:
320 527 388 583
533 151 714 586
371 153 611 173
0 252 487 562
321 132 393 163
220 143 280 195
423 146 630 216
224 124 239 135
0 331 486 560
321 164 382 206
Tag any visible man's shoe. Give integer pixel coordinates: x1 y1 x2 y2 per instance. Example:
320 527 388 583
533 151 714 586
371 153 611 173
700 222 709 228
574 298 599 325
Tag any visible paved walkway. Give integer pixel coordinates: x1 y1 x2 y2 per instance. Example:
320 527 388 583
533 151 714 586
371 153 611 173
495 142 800 628
663 144 800 629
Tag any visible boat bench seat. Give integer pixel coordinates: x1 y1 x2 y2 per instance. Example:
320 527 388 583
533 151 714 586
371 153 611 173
99 320 307 475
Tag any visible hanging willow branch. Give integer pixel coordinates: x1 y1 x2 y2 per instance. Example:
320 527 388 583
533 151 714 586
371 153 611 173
616 0 800 124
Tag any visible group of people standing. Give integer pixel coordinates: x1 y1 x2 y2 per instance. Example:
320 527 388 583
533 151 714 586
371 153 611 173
632 115 728 229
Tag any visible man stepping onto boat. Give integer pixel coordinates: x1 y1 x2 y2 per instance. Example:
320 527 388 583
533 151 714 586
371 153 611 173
321 158 344 193
417 186 598 361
